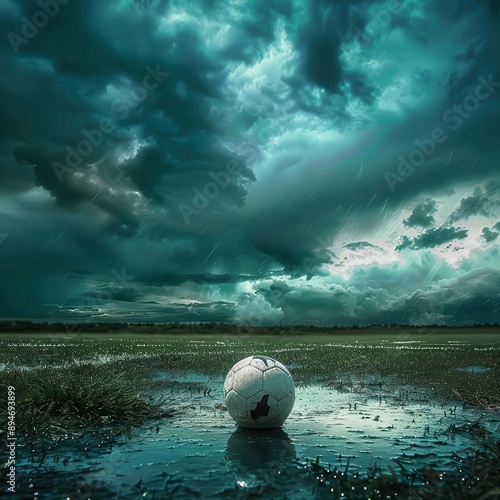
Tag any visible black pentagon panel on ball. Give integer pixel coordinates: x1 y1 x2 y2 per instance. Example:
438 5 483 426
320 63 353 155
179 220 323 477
252 355 273 368
250 394 271 420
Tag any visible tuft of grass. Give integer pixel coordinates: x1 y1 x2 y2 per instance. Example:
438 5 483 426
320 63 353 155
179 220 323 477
452 373 500 409
300 438 500 499
0 363 172 435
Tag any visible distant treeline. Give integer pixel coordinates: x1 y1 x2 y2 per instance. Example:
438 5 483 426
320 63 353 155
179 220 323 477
0 320 499 334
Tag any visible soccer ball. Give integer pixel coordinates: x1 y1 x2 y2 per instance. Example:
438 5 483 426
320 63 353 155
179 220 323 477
224 355 295 428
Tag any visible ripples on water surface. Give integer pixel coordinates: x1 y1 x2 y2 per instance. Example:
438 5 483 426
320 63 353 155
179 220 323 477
2 333 499 498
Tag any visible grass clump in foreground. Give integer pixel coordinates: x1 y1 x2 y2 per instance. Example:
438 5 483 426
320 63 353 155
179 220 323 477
0 363 172 435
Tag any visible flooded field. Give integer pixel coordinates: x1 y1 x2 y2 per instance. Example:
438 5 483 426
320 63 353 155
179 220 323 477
1 332 499 498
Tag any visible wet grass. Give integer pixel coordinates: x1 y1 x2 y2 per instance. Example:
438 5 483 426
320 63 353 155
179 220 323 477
0 362 172 436
298 437 500 500
452 372 500 410
0 333 499 498
2 333 498 380
1 332 499 437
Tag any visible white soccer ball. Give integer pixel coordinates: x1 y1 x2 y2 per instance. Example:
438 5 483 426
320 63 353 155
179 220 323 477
224 355 295 428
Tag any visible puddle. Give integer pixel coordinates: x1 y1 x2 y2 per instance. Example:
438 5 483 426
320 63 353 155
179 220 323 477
3 334 499 498
150 370 211 384
13 379 500 499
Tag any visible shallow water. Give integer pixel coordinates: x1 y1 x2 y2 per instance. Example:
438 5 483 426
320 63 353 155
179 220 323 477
12 376 500 499
3 333 499 498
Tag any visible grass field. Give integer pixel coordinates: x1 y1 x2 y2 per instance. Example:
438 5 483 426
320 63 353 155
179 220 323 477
2 331 499 418
1 331 499 498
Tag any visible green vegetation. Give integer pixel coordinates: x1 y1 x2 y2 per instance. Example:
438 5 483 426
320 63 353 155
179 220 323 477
0 362 171 435
0 332 498 442
298 438 500 499
0 332 499 498
1 333 499 418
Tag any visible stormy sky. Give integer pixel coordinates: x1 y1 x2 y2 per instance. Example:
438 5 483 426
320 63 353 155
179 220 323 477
1 0 499 326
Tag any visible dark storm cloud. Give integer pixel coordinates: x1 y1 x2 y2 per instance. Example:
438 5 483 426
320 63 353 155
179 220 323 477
347 251 456 295
396 226 468 251
1 0 256 238
296 2 343 93
390 268 500 325
482 227 499 242
239 1 500 282
449 186 492 223
256 280 292 307
481 221 500 242
484 179 500 207
1 0 500 326
85 285 141 303
139 272 261 286
344 241 380 250
220 0 292 63
403 200 437 228
256 258 500 326
282 0 382 116
54 298 237 323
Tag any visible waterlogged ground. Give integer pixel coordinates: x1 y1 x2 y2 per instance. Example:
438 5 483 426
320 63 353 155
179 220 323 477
1 332 500 498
